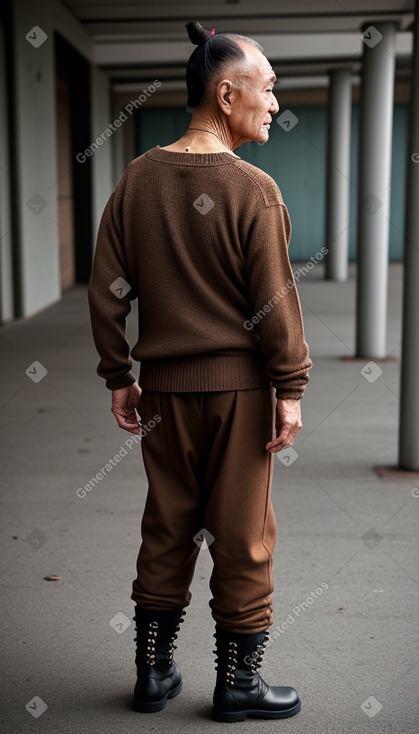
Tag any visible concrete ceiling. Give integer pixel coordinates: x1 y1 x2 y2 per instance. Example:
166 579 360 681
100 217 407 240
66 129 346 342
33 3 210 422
60 0 415 90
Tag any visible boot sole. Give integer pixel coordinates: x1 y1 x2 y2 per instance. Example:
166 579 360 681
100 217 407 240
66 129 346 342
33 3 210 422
213 700 301 722
134 680 183 713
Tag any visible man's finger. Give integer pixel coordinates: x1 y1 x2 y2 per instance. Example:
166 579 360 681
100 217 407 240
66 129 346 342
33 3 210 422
112 409 142 434
265 422 301 452
266 436 291 452
116 419 142 434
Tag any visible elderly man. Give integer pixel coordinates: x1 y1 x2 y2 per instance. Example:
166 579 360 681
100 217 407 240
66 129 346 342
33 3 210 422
88 20 312 722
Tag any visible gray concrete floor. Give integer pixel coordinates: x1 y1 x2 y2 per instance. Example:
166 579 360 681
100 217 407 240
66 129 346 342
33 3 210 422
0 262 418 733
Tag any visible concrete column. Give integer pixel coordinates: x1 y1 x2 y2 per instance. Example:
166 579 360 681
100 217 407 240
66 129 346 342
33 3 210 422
399 0 419 471
356 22 397 358
0 19 14 321
112 95 126 186
325 68 352 281
91 65 113 241
10 0 93 317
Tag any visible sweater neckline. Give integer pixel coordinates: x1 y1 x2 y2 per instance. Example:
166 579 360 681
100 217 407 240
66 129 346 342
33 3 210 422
145 145 241 166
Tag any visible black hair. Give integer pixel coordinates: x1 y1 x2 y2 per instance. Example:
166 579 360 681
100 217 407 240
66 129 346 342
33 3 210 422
185 21 263 109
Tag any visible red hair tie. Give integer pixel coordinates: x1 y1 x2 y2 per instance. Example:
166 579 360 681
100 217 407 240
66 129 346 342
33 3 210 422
210 27 216 36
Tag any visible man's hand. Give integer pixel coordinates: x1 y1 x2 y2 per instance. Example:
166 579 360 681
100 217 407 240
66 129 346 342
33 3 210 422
111 383 142 434
265 398 302 453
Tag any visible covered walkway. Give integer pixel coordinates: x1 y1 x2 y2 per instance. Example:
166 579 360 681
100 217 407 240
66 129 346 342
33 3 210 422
0 263 417 732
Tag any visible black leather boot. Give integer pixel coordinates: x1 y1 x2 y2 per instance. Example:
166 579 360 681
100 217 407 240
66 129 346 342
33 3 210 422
212 624 301 722
133 605 185 713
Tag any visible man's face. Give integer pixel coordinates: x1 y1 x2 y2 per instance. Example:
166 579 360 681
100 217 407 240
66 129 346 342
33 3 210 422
226 43 280 147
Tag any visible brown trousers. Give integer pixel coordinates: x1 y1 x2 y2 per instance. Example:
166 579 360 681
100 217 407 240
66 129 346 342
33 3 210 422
131 387 277 634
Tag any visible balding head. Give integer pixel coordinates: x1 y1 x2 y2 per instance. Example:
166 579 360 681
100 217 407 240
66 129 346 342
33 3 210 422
185 23 279 148
220 39 277 93
185 27 264 109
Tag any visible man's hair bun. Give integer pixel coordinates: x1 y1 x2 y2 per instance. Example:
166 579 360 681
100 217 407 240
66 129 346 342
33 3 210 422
185 21 215 46
185 22 262 109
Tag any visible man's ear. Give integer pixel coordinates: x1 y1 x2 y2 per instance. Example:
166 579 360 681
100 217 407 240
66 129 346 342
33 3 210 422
217 79 233 116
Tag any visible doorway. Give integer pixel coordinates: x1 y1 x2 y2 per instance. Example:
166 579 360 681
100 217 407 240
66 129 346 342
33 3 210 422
55 57 75 290
54 33 93 286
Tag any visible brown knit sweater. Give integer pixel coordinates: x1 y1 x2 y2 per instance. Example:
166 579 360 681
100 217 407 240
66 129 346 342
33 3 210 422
88 146 312 399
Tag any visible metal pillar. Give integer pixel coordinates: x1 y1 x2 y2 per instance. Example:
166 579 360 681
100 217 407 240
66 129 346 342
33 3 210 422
325 68 352 281
399 0 419 471
356 22 397 358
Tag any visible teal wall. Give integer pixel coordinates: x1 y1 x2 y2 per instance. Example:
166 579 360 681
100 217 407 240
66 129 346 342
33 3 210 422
136 104 408 261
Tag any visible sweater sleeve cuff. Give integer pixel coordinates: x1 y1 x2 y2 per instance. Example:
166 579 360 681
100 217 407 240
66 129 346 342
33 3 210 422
275 388 303 400
105 372 136 391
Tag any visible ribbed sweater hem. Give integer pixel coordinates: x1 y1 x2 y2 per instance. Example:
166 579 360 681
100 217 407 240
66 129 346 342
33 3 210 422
138 352 271 392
